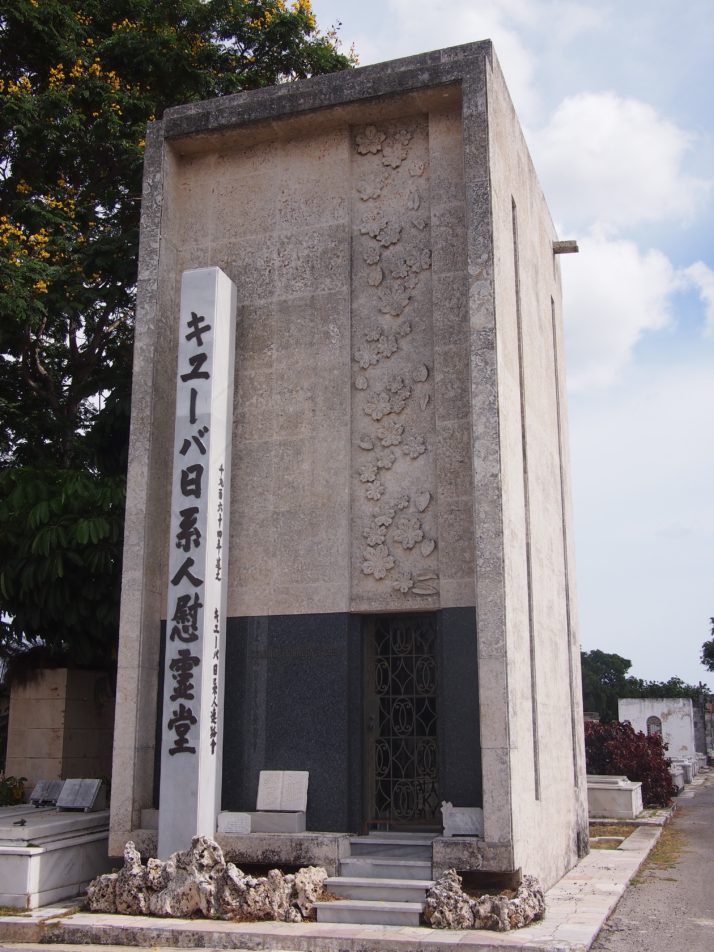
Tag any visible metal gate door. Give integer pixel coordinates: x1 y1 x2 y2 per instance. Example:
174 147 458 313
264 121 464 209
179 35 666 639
364 614 439 829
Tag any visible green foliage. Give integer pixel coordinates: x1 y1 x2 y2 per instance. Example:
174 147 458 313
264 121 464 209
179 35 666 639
581 650 633 722
581 649 710 723
584 721 675 808
0 774 26 806
701 618 714 672
0 1 352 668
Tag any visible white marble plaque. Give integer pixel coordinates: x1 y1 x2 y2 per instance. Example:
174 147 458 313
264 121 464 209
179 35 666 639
256 771 309 812
56 779 103 811
217 812 252 834
158 267 236 859
30 780 64 806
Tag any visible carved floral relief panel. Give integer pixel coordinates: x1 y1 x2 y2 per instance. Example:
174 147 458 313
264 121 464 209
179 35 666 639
350 117 439 607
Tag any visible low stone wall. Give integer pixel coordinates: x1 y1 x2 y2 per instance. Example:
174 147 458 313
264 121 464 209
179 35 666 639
424 869 545 931
88 836 327 922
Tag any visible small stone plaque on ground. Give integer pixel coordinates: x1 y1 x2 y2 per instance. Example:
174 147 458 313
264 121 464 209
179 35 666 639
256 771 309 812
30 779 64 806
217 811 252 834
56 778 104 811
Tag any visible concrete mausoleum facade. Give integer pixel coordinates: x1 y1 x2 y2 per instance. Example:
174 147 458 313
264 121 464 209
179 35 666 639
111 41 588 889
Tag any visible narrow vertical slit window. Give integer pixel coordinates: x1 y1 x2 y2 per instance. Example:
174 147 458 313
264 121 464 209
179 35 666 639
551 296 580 787
512 197 540 800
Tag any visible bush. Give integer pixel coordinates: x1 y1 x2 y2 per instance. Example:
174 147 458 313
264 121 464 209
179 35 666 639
584 720 675 807
0 774 26 806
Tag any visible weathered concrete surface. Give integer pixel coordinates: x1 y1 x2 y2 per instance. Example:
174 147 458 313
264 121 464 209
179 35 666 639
113 38 587 890
591 772 714 952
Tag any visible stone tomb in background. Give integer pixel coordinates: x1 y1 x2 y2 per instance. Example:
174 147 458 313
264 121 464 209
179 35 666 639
111 41 588 889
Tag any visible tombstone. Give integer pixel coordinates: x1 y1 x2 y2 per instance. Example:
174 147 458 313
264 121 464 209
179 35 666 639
110 40 588 889
619 698 697 760
586 775 644 819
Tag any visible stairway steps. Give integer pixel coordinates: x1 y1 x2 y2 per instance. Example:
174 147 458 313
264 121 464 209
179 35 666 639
340 856 432 880
324 875 434 903
315 898 424 927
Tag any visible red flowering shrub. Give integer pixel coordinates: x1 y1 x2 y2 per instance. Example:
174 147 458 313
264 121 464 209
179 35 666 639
584 720 676 807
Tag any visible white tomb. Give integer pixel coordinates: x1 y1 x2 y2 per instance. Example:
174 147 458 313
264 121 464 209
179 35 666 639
0 804 111 908
218 770 308 834
586 775 643 819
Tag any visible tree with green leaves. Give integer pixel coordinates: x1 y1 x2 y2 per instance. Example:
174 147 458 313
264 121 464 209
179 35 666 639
0 0 352 671
581 649 711 722
581 649 633 722
701 618 714 673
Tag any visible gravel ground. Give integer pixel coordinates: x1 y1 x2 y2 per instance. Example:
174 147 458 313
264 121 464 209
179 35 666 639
592 772 714 952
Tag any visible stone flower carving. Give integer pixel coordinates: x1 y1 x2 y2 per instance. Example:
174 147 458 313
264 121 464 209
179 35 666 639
358 433 374 450
376 333 398 358
356 125 385 155
408 159 425 177
397 321 412 338
393 515 424 550
365 326 382 342
391 260 409 279
387 374 408 394
359 463 378 483
381 129 413 168
406 248 431 273
365 479 385 500
356 176 388 200
364 391 392 421
363 523 387 547
378 282 411 316
393 569 415 594
377 220 402 247
359 211 388 238
367 266 384 287
362 544 395 579
354 374 368 390
353 343 379 369
376 449 396 469
376 420 404 446
363 244 381 265
413 364 429 383
394 493 410 511
403 434 427 459
374 506 395 528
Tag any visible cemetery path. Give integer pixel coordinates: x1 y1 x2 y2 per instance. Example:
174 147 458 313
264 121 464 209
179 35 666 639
591 772 714 952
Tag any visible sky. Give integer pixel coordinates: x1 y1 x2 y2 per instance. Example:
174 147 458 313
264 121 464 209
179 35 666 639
313 0 714 688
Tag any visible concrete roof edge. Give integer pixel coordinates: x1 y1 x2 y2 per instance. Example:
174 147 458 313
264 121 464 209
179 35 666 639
162 39 493 140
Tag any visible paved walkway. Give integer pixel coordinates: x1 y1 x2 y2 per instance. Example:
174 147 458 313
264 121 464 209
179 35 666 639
0 778 709 952
591 770 714 952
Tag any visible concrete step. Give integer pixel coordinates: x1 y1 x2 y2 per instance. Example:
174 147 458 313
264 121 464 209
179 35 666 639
348 836 433 860
340 856 432 880
325 875 434 902
315 897 424 926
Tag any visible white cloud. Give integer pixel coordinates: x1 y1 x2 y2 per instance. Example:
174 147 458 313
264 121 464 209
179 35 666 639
562 232 677 390
681 261 714 336
532 92 712 230
329 0 542 121
570 361 714 685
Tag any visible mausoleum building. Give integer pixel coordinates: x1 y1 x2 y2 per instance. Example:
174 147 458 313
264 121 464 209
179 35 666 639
111 41 588 890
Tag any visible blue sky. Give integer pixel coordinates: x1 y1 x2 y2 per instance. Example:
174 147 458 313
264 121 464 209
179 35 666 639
313 0 714 687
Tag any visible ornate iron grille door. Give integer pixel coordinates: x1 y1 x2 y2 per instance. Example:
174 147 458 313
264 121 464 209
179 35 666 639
366 614 439 827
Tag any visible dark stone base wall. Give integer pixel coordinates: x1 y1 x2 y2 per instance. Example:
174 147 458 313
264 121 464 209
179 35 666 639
157 608 482 831
221 613 363 832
